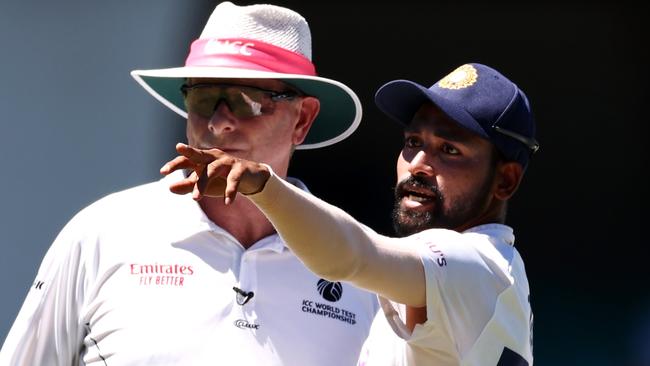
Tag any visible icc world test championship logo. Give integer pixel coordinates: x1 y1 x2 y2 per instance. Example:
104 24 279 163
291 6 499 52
317 279 343 302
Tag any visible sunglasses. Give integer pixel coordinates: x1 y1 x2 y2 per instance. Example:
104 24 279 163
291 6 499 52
493 125 540 154
180 83 301 119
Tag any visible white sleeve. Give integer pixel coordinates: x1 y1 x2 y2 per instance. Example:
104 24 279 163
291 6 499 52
416 230 512 355
0 214 88 366
248 171 427 307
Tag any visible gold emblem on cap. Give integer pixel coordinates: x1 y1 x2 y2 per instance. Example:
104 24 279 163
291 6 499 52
438 64 478 89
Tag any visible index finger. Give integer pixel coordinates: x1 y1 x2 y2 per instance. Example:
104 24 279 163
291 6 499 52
160 155 194 175
176 143 225 165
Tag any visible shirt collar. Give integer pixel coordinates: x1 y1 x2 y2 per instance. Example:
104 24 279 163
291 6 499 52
158 170 215 242
463 223 515 246
161 171 310 253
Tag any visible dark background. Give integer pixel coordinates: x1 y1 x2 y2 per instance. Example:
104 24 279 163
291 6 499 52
286 2 649 364
1 1 647 365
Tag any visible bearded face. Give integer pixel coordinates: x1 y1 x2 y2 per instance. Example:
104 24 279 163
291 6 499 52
391 169 496 237
391 103 508 237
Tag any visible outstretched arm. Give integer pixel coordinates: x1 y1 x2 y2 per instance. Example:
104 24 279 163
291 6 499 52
161 144 426 307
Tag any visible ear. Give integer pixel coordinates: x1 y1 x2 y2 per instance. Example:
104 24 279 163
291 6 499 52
292 96 320 145
494 161 523 201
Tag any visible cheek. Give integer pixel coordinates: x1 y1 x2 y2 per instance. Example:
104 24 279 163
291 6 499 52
185 116 205 143
185 121 197 145
242 122 294 158
439 167 492 201
262 110 300 145
260 123 293 145
396 151 410 178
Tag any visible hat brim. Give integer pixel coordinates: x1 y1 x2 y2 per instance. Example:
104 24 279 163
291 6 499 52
374 80 489 139
131 66 361 150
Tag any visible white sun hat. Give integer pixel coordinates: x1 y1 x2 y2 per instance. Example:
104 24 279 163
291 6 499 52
131 1 361 150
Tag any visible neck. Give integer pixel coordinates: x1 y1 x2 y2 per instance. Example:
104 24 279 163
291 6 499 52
199 195 276 249
454 201 507 233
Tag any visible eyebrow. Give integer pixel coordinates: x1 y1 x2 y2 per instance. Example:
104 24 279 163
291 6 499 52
404 123 476 144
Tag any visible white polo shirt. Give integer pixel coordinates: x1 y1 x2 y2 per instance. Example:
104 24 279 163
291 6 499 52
356 225 533 366
0 171 379 366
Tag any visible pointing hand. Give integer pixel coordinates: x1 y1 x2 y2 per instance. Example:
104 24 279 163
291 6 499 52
160 143 271 204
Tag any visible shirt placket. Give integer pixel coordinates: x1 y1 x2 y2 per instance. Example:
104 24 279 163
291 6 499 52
231 249 259 329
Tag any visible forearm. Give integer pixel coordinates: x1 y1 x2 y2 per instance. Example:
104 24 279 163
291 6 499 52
248 172 426 306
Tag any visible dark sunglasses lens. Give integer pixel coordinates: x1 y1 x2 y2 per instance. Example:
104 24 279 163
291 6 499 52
183 86 274 119
183 89 219 118
227 88 268 118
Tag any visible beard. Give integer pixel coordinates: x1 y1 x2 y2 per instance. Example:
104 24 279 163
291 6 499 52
391 171 496 237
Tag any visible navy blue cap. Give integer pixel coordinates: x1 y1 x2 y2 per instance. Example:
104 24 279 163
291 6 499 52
375 63 539 167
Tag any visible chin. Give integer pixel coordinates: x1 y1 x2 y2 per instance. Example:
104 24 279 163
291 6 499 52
392 208 434 237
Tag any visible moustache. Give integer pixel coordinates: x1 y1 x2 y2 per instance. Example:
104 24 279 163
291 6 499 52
394 175 439 199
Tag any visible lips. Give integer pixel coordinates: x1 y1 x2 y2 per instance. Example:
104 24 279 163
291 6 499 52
405 193 433 203
218 148 242 154
403 188 435 203
197 145 244 154
397 186 435 212
395 175 439 207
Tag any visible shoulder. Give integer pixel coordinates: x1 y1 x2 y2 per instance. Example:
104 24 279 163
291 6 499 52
59 174 187 238
411 224 517 288
74 181 162 220
413 224 516 266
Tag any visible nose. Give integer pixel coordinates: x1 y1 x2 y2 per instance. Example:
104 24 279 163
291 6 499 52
207 102 237 134
407 150 434 177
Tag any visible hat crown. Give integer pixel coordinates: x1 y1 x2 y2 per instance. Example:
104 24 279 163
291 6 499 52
434 63 537 165
433 63 532 129
199 1 312 60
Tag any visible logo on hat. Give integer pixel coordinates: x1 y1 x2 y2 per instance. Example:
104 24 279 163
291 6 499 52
438 64 478 90
204 39 254 56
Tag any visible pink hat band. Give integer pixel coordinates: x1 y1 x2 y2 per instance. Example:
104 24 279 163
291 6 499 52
185 38 317 76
